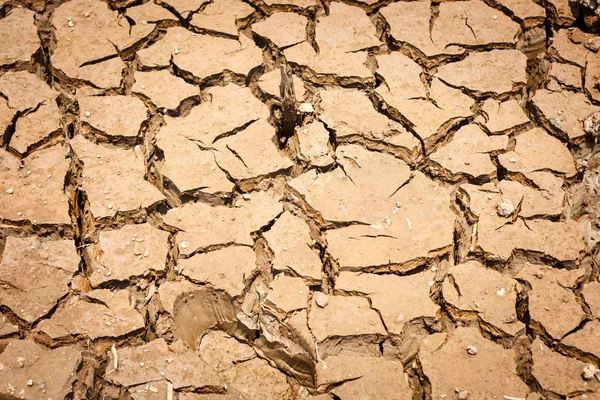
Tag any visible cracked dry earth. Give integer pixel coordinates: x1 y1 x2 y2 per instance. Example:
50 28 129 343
2 0 600 399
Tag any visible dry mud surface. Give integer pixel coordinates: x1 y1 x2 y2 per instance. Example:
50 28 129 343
1 0 600 398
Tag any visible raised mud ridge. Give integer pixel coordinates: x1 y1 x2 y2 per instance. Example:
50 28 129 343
1 0 600 398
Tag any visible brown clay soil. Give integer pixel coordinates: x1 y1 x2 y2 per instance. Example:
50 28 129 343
1 0 600 398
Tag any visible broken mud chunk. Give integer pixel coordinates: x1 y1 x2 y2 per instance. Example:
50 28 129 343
549 62 583 89
319 87 419 154
585 57 600 103
86 223 170 287
295 121 334 167
263 211 322 280
159 84 269 146
133 70 199 110
443 261 524 336
106 338 223 391
337 270 439 334
420 327 529 399
0 236 79 322
308 295 386 342
138 28 261 78
498 127 576 177
213 120 293 180
518 264 586 338
284 41 373 79
78 95 148 139
563 320 600 358
220 357 292 400
0 145 71 224
550 29 589 67
190 0 254 35
478 218 584 264
198 330 256 372
582 281 600 317
0 339 82 400
180 246 256 297
266 275 309 313
530 90 599 143
476 99 530 134
0 8 38 66
315 3 380 53
37 289 144 340
316 356 412 399
437 50 527 95
290 144 412 224
125 1 176 25
431 124 507 180
71 135 165 218
163 190 282 255
51 0 147 87
155 126 234 195
252 13 307 48
0 71 61 154
532 338 600 394
314 171 454 270
376 78 473 149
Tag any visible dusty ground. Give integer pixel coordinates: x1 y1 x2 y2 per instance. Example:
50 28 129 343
1 0 600 398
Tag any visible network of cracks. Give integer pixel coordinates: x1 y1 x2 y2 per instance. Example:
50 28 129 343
1 0 600 398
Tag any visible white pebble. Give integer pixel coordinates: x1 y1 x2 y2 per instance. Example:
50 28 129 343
314 292 329 308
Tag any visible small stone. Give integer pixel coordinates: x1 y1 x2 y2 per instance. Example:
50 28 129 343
298 103 314 113
456 389 469 399
496 200 514 217
67 18 74 27
584 37 600 52
466 345 478 355
27 380 33 386
534 271 544 279
180 241 189 249
149 385 158 393
314 292 329 308
582 364 598 380
509 158 517 163
6 188 13 194
84 111 91 117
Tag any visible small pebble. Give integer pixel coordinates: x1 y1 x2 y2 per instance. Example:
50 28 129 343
180 241 189 249
67 18 74 27
6 188 13 194
582 364 598 381
466 345 478 355
314 292 329 308
456 389 469 400
298 103 314 113
84 111 91 117
496 200 514 218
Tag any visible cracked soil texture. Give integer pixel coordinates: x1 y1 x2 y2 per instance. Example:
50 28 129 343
1 0 600 398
